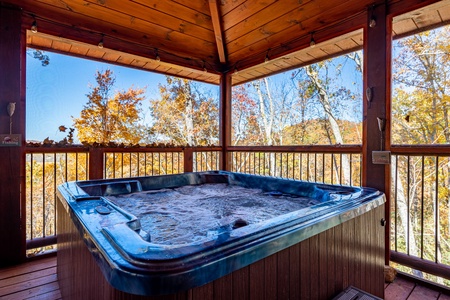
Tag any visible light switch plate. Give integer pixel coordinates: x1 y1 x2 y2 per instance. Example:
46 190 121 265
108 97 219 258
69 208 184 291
372 151 391 164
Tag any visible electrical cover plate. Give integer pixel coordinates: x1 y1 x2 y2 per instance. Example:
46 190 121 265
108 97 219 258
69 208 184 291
372 151 391 164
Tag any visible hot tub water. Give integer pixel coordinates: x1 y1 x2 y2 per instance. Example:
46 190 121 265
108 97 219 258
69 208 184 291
106 183 321 245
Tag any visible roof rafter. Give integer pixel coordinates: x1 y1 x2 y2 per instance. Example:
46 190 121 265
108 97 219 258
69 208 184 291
208 0 227 64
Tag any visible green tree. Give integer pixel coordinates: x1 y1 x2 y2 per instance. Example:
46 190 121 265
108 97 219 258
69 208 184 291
73 69 146 144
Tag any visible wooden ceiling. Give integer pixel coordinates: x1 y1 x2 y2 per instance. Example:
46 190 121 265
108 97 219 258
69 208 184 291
2 0 449 85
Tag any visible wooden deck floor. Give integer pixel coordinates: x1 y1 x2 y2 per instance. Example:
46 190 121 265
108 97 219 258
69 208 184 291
385 276 450 300
1 255 449 300
0 256 61 300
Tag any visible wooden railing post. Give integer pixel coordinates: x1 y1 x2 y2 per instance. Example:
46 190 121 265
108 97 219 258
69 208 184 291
219 72 232 171
89 147 104 179
183 148 193 172
364 2 390 265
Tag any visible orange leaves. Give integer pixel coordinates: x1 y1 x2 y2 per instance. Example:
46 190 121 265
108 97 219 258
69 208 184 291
73 69 146 144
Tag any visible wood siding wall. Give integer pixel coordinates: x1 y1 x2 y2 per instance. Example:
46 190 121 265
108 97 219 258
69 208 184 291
57 201 385 300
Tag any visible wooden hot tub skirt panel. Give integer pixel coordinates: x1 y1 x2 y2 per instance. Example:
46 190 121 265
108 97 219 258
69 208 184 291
57 200 385 300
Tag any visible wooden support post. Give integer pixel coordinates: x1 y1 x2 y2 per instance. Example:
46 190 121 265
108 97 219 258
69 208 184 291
0 4 26 266
88 148 104 180
219 72 232 171
183 148 193 173
363 3 391 265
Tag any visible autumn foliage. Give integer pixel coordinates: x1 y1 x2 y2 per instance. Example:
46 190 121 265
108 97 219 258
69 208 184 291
73 69 145 144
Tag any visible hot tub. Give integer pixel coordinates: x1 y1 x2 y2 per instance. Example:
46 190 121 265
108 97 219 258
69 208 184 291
56 171 386 299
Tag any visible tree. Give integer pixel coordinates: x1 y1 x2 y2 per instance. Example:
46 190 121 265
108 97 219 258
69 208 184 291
393 28 450 145
289 55 362 184
27 49 50 66
73 69 146 144
392 26 450 280
231 84 260 146
148 76 219 146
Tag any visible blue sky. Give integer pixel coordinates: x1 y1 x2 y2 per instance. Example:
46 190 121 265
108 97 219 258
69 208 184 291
26 51 170 142
26 49 362 143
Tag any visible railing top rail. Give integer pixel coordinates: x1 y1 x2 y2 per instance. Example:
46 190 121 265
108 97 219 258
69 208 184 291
25 146 89 153
227 145 362 153
25 146 223 154
390 144 450 155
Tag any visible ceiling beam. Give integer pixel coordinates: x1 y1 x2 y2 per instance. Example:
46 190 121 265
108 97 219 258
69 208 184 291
208 0 227 64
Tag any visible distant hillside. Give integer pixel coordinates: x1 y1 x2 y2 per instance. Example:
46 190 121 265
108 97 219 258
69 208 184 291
281 119 362 145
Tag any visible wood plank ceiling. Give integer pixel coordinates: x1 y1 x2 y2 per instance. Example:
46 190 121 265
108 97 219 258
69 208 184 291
2 0 450 85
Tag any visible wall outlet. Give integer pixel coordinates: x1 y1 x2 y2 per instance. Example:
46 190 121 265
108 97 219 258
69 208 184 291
372 151 391 164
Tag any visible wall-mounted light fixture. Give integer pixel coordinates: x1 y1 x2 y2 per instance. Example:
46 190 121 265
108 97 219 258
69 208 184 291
310 32 316 48
264 49 270 63
7 102 16 135
234 66 239 75
98 35 104 48
366 86 373 108
369 5 376 28
203 60 207 73
31 17 38 33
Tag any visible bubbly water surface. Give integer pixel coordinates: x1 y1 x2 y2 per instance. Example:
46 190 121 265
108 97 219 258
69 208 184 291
107 183 320 245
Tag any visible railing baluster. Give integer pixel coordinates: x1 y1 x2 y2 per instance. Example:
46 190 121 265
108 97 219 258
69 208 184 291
407 155 410 255
299 153 303 181
306 154 310 181
314 153 317 182
42 153 45 239
53 153 57 236
435 156 439 263
322 153 325 184
75 153 79 181
64 153 68 182
394 155 398 252
30 153 33 240
349 154 353 185
420 156 425 259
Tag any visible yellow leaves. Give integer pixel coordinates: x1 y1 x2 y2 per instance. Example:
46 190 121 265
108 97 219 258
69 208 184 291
149 76 219 146
73 69 146 145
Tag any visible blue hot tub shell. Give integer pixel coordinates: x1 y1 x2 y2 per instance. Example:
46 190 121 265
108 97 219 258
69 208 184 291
56 171 385 296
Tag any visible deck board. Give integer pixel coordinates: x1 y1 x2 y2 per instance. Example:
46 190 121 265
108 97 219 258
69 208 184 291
1 255 450 300
407 285 440 300
0 257 61 300
439 293 450 300
385 277 415 299
0 257 56 280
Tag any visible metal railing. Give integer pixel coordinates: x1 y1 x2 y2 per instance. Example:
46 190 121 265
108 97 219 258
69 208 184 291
24 146 360 254
228 146 362 186
103 149 222 179
24 146 222 254
26 144 450 286
193 150 221 172
389 147 450 283
104 151 185 179
25 149 88 254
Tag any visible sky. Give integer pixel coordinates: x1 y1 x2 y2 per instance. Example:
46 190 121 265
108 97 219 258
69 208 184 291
26 51 178 142
26 49 362 143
